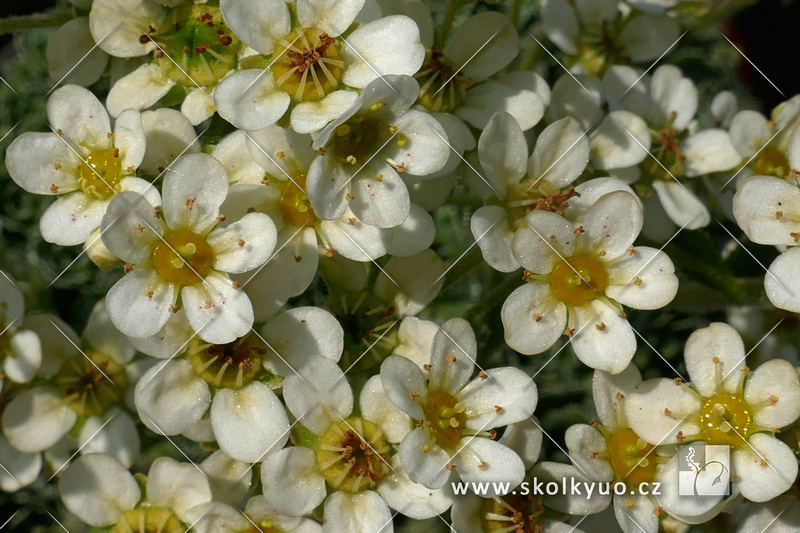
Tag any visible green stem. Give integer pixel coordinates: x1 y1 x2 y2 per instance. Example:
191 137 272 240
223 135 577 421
0 10 75 35
510 0 523 27
463 272 521 325
436 0 472 48
439 245 485 294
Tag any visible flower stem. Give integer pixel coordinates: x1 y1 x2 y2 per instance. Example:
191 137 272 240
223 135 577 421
0 10 75 35
436 0 473 48
463 272 521 325
440 245 485 294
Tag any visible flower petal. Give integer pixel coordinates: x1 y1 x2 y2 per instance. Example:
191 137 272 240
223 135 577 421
569 300 637 374
106 63 176 117
211 381 290 463
147 457 212 521
342 15 425 88
214 70 291 131
162 153 228 233
683 129 741 176
40 192 107 246
624 378 701 445
208 212 277 273
471 205 519 273
398 427 452 489
478 111 527 196
140 108 201 176
360 375 412 443
101 190 162 264
684 322 745 397
377 456 454 519
135 359 209 435
444 11 518 81
261 447 326 515
6 132 80 195
3 387 77 453
106 267 174 338
458 367 538 428
261 306 344 374
90 0 165 57
380 355 426 420
501 282 567 355
745 359 800 429
59 454 140 527
605 246 678 310
297 0 365 36
734 434 798 502
181 272 255 345
219 0 290 54
324 491 393 533
283 357 353 435
528 117 589 188
652 180 710 230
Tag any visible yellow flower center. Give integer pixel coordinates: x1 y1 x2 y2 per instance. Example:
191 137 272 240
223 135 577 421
79 148 122 200
145 5 240 87
415 49 474 113
112 507 184 533
424 390 467 450
752 147 791 179
574 20 629 78
187 338 265 389
549 255 608 307
280 175 318 227
606 427 657 487
152 230 215 287
480 490 545 533
272 28 345 102
57 352 128 417
698 393 752 449
243 520 284 533
316 417 391 493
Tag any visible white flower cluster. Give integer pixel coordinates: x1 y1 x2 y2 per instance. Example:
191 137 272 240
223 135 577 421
2 0 800 532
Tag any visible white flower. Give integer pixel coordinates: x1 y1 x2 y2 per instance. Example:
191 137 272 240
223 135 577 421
380 318 538 489
306 74 449 229
565 365 684 533
5 85 154 247
736 496 800 533
274 358 453 532
727 96 800 183
0 273 41 391
100 153 278 344
732 171 800 312
215 126 437 318
215 0 424 133
603 64 741 229
450 417 606 533
132 307 343 461
541 0 680 78
624 323 800 521
501 190 678 373
2 300 139 468
90 0 243 124
47 15 109 87
186 496 323 533
470 112 591 273
59 453 212 530
413 10 547 131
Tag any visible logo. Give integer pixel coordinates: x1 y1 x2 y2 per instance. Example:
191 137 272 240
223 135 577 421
678 444 730 496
